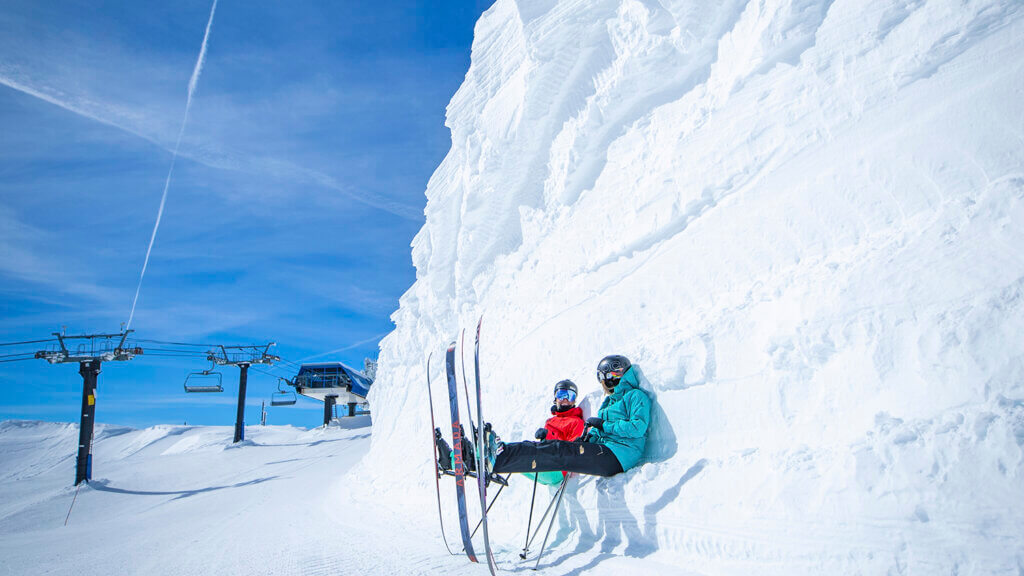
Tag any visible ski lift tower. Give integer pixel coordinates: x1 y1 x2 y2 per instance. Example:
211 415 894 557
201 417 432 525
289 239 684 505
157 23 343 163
35 330 143 485
207 344 278 443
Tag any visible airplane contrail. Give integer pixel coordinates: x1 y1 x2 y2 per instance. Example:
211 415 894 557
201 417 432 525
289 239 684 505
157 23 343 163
126 0 218 331
300 332 391 362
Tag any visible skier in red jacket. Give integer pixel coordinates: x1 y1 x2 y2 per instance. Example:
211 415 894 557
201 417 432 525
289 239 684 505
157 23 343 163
529 380 586 483
534 379 586 443
435 379 585 476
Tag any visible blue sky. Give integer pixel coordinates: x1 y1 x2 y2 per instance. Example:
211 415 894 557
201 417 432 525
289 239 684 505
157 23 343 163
0 0 494 428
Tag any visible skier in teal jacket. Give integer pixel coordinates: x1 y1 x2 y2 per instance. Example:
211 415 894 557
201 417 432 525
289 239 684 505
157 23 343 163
585 356 651 471
488 355 651 477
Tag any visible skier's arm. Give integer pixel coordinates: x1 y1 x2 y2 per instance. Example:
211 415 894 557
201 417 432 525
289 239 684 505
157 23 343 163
602 390 650 439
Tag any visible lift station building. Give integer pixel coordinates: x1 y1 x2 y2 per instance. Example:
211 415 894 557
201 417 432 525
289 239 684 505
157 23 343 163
293 362 372 425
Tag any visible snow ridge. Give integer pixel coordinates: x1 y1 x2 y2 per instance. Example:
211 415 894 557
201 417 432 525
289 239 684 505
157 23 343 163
365 0 1024 573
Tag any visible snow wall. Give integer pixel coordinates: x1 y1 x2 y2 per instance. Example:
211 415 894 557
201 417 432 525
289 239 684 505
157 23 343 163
359 0 1024 573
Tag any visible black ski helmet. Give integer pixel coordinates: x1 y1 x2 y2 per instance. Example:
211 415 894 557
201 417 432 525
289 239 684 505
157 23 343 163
597 355 631 391
553 379 578 397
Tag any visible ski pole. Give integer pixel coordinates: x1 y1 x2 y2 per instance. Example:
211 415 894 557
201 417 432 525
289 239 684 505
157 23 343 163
519 472 540 559
524 476 567 554
533 476 569 570
466 474 509 541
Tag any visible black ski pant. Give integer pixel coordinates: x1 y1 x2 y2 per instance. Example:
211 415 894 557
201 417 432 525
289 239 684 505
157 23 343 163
493 440 623 477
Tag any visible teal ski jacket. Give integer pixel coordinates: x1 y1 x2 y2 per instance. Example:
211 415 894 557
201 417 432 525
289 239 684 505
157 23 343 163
588 366 651 471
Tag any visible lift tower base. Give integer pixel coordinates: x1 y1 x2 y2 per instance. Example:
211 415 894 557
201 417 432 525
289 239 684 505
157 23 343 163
75 360 101 485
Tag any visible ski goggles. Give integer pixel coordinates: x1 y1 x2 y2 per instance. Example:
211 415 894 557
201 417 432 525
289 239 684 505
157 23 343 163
554 389 577 402
597 369 625 383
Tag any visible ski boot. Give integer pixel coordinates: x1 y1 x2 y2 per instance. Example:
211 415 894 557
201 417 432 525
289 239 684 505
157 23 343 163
460 424 478 474
483 422 505 481
434 428 453 473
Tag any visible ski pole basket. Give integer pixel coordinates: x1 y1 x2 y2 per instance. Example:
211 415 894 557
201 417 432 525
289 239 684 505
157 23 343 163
184 369 224 393
271 378 297 406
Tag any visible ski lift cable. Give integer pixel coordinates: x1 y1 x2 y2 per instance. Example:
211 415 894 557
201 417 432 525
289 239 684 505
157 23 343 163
0 357 36 364
265 364 296 375
134 339 217 347
275 363 301 373
0 338 58 347
254 359 291 370
0 352 38 359
136 347 210 354
274 358 304 370
248 365 281 379
247 362 294 376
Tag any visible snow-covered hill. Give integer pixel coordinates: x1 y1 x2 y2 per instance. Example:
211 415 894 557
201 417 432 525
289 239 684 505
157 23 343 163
363 0 1024 573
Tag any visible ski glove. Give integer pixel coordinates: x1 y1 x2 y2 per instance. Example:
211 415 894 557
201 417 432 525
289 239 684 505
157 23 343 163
586 417 604 431
535 428 548 440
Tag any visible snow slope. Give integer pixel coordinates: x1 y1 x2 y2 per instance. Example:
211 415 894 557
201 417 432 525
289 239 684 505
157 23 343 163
363 0 1024 574
0 419 690 576
0 419 465 576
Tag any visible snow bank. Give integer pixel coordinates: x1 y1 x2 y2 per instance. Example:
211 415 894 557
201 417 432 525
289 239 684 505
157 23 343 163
361 0 1024 573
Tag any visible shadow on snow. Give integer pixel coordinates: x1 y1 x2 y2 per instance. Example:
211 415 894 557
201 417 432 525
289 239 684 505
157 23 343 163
89 476 280 501
537 459 708 573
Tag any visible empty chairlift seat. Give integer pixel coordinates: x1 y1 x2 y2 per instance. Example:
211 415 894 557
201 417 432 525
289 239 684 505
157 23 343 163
271 378 297 406
184 370 224 393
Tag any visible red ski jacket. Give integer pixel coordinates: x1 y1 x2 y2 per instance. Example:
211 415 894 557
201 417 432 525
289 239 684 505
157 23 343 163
544 406 586 441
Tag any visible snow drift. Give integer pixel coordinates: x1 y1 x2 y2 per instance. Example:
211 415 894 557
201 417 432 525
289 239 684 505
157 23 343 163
361 0 1024 573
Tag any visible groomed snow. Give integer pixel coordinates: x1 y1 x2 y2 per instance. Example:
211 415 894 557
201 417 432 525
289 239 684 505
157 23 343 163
0 419 692 575
0 419 464 575
361 0 1024 574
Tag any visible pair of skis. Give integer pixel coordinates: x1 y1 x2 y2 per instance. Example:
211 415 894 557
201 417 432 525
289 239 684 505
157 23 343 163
426 318 499 574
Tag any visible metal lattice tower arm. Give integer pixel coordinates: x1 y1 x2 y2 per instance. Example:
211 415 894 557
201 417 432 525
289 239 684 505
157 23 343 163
206 342 278 366
34 330 142 364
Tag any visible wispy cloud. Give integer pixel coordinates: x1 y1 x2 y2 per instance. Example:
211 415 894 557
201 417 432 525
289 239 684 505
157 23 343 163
300 332 390 362
0 203 115 304
0 69 154 144
0 69 424 221
0 403 80 416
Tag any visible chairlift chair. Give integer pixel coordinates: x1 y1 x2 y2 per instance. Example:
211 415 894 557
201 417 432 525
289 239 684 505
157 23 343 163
271 378 297 406
184 369 224 393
